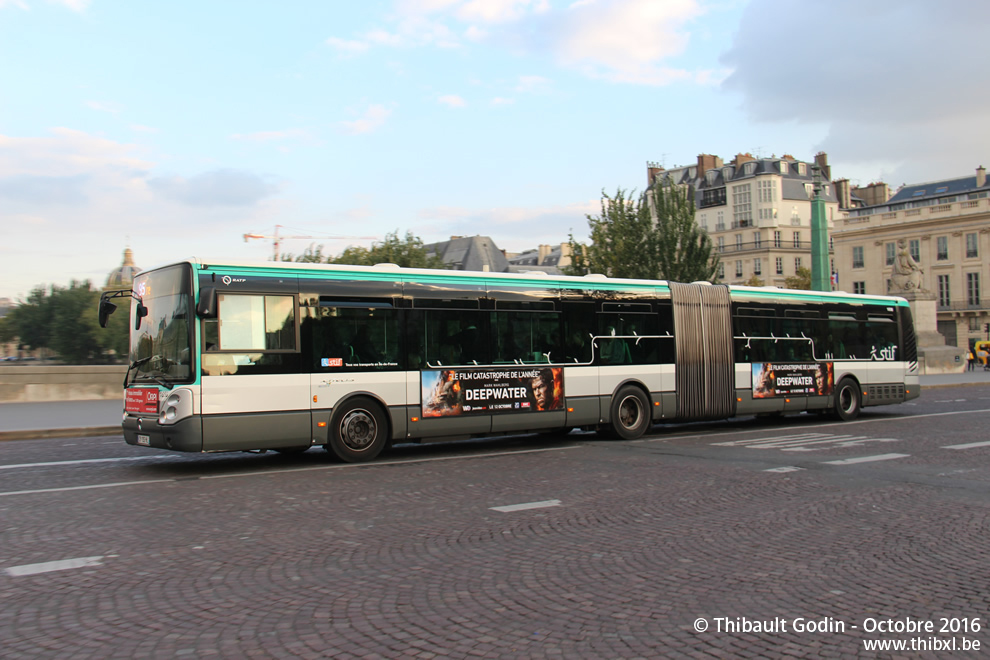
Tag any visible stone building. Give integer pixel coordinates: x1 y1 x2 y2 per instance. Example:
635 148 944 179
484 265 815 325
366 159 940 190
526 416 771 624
648 152 839 286
831 166 990 350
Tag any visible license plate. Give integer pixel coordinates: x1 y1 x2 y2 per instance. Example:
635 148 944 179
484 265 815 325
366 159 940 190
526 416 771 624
137 434 151 446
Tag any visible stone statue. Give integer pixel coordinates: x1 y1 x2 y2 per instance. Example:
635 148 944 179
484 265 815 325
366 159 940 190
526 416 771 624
890 238 925 293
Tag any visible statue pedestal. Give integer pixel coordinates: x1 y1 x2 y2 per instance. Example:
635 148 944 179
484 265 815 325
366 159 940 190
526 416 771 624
902 291 965 374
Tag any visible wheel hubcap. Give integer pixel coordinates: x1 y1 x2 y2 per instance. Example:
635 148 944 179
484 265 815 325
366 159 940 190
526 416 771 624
618 396 642 430
340 410 376 451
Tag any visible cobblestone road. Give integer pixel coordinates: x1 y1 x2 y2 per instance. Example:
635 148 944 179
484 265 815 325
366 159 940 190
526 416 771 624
2 388 990 658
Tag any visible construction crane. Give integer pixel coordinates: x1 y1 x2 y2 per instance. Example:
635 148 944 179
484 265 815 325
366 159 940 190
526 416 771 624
243 224 376 261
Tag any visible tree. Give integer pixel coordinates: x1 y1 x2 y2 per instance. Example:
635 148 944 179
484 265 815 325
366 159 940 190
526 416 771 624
784 267 812 290
648 179 719 283
564 188 657 279
284 231 448 269
565 183 718 283
744 275 765 287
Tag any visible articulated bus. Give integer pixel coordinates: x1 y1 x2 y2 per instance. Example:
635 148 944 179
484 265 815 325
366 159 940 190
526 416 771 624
99 258 919 462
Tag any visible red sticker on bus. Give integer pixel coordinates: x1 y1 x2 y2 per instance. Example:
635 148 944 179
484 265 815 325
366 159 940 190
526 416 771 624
125 388 159 414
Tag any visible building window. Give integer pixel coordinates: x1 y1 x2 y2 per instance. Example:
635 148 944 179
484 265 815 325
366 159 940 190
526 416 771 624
853 282 866 295
758 179 777 203
735 260 743 277
966 233 978 258
735 234 743 250
702 187 727 209
885 242 896 266
754 258 762 275
717 263 725 279
716 210 725 231
732 183 752 227
910 239 920 262
717 236 725 252
775 257 783 275
794 257 802 272
967 272 981 306
792 231 801 248
969 317 980 332
699 214 708 231
938 275 951 306
753 232 762 249
774 231 782 248
937 236 948 260
852 246 864 268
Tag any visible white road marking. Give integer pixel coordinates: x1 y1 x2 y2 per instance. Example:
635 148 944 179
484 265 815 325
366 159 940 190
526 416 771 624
0 446 580 498
0 456 164 471
823 453 909 465
942 440 990 450
714 433 899 452
490 499 561 513
5 556 104 577
763 466 804 473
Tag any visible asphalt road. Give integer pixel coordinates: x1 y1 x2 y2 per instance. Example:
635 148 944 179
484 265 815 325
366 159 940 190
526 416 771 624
2 386 989 658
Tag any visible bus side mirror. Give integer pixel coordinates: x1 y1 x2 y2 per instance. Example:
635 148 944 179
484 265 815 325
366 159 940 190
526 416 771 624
197 287 217 318
98 299 117 328
134 301 149 331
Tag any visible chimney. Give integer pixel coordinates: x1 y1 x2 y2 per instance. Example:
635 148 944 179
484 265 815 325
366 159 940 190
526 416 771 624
696 154 723 175
733 152 756 167
538 244 551 265
977 165 986 188
646 162 664 186
834 179 852 209
814 152 831 181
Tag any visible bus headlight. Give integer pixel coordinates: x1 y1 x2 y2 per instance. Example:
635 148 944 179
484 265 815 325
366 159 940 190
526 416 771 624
159 388 193 426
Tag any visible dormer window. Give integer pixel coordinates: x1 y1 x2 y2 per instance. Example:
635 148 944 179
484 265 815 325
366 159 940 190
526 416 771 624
797 163 806 175
722 166 734 180
779 161 788 174
744 162 756 175
706 171 717 185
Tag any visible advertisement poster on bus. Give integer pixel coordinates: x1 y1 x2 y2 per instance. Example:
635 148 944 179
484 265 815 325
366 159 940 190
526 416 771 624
752 362 833 398
421 367 564 417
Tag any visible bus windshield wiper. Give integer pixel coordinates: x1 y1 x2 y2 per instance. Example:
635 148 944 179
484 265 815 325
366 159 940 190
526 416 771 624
147 370 175 390
123 356 152 389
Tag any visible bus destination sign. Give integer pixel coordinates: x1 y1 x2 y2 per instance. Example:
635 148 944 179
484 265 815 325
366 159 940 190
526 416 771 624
422 367 563 417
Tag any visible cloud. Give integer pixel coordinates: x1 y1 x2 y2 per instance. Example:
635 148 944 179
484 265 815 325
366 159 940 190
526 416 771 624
491 97 514 106
438 94 467 107
326 36 370 54
0 174 89 204
86 100 122 114
456 0 549 23
515 75 549 93
229 129 311 143
148 169 279 207
720 0 990 183
0 0 89 9
339 104 392 134
0 128 150 178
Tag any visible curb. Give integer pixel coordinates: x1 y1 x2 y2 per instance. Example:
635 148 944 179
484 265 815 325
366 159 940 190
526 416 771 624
0 426 123 442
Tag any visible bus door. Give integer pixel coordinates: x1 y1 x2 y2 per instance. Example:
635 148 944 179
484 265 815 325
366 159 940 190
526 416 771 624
669 283 736 421
596 301 663 421
200 291 311 451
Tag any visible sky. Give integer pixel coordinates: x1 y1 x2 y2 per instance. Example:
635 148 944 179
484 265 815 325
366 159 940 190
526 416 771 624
2 0 989 301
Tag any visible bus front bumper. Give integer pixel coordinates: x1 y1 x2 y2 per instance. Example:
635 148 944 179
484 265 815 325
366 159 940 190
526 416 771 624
123 414 203 452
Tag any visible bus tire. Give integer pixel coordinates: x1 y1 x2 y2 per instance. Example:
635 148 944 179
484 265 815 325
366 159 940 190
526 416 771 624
833 377 861 422
326 397 388 463
608 386 651 440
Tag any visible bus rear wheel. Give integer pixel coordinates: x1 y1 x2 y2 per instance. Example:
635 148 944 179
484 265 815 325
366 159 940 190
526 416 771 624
607 386 651 440
833 377 861 421
326 397 388 463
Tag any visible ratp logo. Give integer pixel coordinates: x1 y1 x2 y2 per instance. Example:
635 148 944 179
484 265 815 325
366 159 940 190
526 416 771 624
220 276 246 286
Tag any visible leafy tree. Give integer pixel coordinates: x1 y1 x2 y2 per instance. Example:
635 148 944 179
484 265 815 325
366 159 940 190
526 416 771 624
784 267 812 290
284 231 448 269
565 183 718 283
564 188 657 279
648 180 719 283
744 275 765 287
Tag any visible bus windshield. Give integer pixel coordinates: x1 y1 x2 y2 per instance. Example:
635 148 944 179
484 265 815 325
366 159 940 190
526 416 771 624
129 264 194 385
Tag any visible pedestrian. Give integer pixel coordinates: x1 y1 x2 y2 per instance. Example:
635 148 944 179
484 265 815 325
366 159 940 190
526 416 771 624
967 349 976 372
978 348 989 371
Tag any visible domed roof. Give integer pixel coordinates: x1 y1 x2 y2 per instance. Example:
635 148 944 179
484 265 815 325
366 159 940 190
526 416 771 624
105 248 140 288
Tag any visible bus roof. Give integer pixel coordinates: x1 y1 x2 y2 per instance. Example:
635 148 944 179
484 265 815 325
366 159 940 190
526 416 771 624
140 257 908 307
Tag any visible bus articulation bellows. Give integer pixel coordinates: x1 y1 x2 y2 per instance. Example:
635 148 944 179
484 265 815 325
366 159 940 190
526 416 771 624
98 259 919 462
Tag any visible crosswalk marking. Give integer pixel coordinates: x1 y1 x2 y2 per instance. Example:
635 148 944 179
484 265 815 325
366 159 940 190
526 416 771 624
713 432 900 452
823 453 909 465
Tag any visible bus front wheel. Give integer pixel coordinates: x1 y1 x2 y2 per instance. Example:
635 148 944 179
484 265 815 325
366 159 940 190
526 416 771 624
607 386 652 440
326 397 388 463
833 377 862 422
